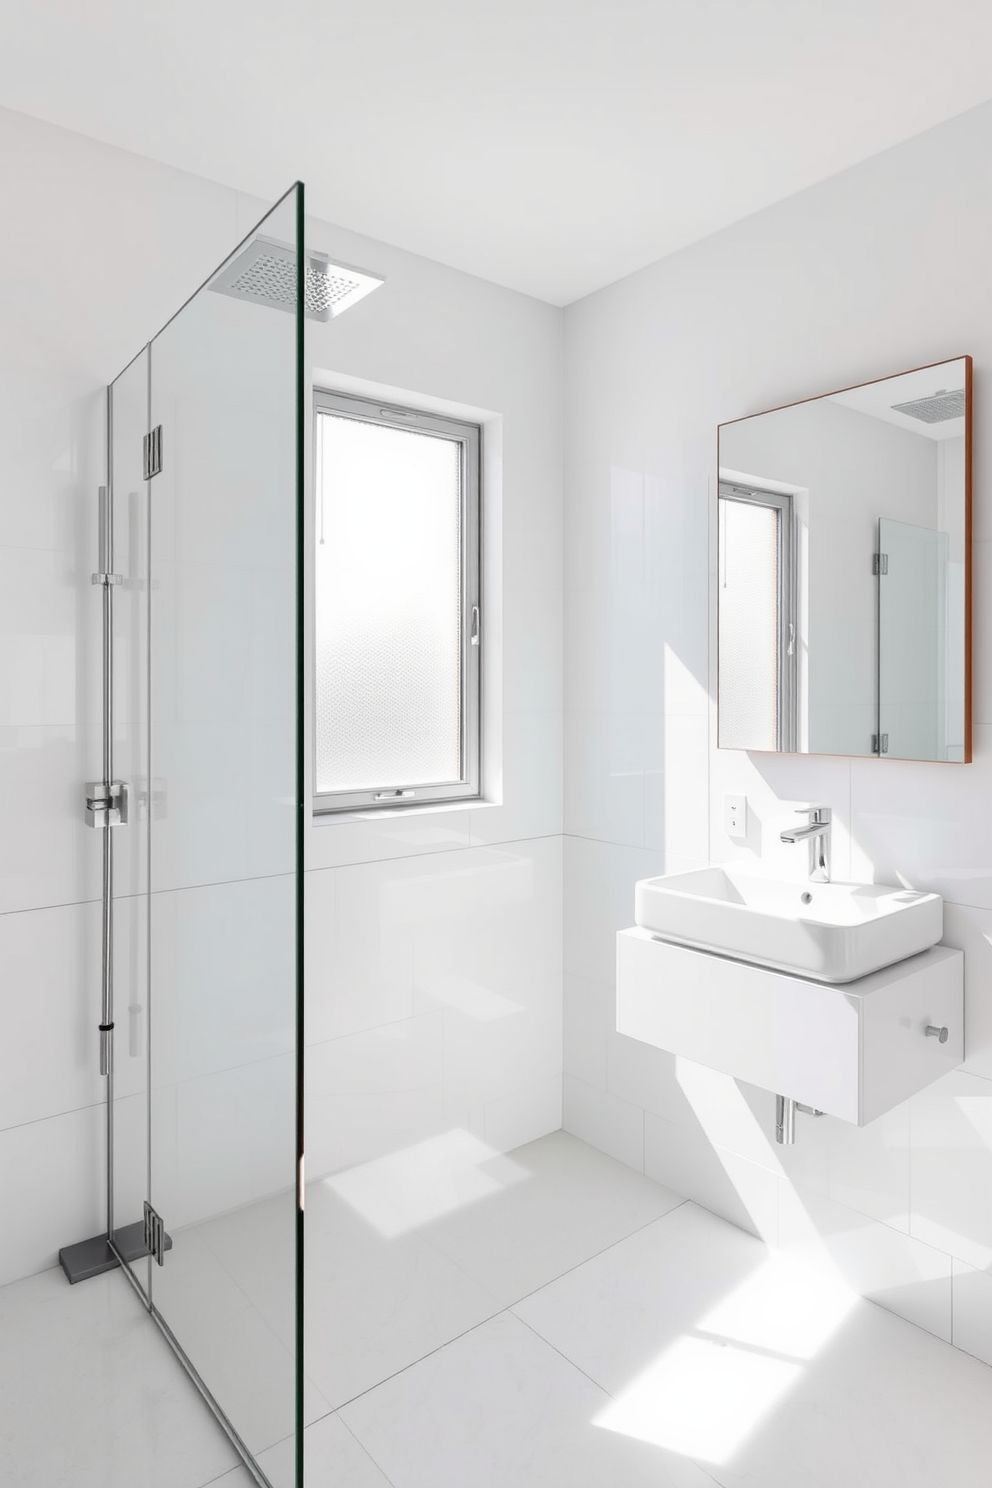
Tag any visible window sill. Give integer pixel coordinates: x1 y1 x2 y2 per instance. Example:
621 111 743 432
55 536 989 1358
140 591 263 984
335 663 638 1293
311 796 496 827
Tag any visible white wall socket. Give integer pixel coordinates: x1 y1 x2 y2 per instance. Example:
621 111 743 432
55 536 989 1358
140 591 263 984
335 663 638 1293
724 794 746 839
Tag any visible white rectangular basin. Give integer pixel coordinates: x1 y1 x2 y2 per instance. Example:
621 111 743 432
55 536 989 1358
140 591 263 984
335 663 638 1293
634 866 943 983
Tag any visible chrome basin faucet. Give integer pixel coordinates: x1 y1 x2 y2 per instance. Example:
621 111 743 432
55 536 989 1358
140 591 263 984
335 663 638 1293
780 804 832 883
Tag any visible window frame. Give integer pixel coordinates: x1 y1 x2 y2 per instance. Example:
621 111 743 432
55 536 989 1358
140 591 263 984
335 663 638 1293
718 480 799 752
312 387 482 815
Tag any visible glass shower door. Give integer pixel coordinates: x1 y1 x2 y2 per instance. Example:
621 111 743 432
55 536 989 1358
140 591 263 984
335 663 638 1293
878 516 948 761
140 186 303 1486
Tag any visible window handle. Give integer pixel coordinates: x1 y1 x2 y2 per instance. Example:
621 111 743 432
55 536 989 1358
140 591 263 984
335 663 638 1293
373 789 415 801
470 605 480 646
787 622 795 656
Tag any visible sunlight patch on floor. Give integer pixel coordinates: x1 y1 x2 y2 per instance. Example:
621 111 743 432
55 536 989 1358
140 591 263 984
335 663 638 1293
595 1251 856 1465
323 1128 531 1237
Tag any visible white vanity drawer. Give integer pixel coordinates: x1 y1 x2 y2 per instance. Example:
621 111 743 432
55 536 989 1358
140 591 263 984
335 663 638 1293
616 929 963 1125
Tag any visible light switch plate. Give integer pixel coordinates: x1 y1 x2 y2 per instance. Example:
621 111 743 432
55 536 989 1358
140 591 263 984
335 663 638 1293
724 794 746 839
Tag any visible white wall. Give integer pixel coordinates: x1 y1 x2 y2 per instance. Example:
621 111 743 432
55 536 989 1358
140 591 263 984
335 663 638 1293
0 105 563 1285
286 199 565 1184
562 96 992 1362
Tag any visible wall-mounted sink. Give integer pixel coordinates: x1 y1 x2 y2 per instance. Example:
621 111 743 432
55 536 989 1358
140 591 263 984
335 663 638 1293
635 866 943 983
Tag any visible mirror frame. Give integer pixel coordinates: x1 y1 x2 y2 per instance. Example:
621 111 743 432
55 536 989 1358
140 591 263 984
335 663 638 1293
716 355 973 763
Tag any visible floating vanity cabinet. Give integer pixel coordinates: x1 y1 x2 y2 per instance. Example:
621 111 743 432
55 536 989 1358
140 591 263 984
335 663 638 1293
616 930 963 1125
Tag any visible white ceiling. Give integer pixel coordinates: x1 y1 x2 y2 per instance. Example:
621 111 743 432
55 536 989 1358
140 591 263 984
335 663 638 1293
4 0 992 305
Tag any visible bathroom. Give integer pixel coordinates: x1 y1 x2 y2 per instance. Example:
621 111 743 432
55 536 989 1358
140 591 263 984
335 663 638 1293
3 10 992 1486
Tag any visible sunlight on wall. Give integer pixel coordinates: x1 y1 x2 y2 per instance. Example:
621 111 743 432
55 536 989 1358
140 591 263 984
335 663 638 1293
664 642 708 716
323 1128 530 1237
595 1253 855 1464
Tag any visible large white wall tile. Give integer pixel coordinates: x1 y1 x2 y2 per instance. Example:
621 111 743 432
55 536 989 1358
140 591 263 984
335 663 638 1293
564 975 612 1090
908 1069 992 1269
0 901 103 1130
469 710 563 846
565 711 646 848
563 1075 645 1172
0 1104 104 1285
778 1185 952 1341
850 728 992 909
941 901 992 1078
306 1015 445 1180
952 1258 992 1365
563 835 666 986
644 1111 779 1246
826 1101 911 1232
311 809 473 873
483 1076 562 1155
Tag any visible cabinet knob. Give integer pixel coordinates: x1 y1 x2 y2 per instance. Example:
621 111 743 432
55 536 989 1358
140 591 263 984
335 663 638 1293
926 1025 949 1044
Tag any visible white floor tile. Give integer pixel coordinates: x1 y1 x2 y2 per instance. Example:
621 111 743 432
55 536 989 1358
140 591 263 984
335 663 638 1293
514 1200 992 1488
514 1203 770 1396
0 1267 239 1488
253 1413 392 1488
150 1224 328 1457
304 1178 503 1408
419 1129 682 1306
340 1311 717 1488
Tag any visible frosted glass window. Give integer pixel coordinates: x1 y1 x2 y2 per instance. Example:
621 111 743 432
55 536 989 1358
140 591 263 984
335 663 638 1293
718 497 780 750
314 393 480 809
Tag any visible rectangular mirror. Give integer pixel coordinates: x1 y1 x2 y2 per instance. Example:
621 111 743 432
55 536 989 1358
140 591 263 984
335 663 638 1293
717 356 972 762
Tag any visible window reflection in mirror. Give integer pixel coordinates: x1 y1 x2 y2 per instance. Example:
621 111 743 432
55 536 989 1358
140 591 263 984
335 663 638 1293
717 356 971 763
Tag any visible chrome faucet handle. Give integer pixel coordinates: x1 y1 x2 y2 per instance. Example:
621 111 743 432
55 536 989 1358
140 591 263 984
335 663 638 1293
796 804 831 823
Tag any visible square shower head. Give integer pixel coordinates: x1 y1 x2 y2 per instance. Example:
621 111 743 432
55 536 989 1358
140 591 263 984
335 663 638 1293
209 235 384 322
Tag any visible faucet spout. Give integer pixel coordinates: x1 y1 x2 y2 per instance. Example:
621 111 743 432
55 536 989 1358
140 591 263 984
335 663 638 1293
780 805 832 883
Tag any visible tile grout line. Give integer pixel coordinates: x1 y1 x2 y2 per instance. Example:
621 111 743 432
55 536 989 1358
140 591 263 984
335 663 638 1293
503 1196 690 1313
309 829 563 875
336 1410 402 1488
330 1190 693 1417
509 1309 725 1488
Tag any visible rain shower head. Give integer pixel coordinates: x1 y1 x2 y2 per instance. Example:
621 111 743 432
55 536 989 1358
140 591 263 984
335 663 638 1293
890 388 965 423
210 235 384 322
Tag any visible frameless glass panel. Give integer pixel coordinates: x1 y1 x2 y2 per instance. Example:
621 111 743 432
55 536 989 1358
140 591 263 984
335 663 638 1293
109 347 151 1298
144 187 303 1486
314 408 463 793
879 516 950 761
718 496 780 750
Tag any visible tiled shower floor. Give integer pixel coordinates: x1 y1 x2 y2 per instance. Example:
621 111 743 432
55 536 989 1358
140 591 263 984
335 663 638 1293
5 1131 992 1486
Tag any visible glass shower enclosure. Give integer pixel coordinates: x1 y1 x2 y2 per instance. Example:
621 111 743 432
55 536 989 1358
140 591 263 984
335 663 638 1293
100 186 304 1486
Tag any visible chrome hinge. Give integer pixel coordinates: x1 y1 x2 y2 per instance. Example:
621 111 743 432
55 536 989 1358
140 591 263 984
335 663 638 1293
85 780 129 828
143 1201 166 1267
872 553 889 575
143 425 163 480
871 733 889 755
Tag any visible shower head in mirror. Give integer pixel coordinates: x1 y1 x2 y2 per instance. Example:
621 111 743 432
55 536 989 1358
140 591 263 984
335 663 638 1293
890 388 966 423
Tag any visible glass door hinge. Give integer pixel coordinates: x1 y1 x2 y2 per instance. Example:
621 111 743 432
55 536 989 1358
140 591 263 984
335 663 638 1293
143 425 163 480
143 1201 166 1267
872 553 889 575
85 780 129 828
872 733 889 755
